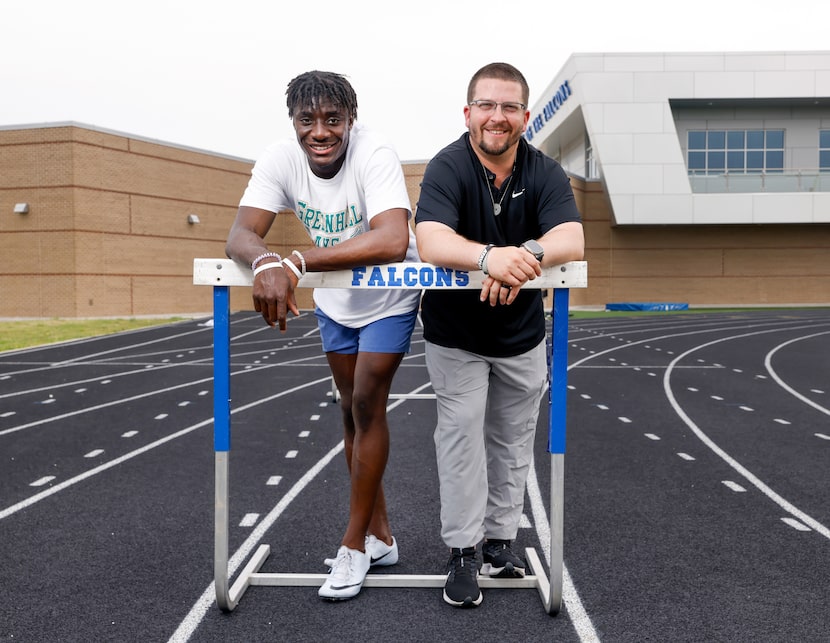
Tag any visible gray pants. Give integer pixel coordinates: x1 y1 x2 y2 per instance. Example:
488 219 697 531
425 339 548 548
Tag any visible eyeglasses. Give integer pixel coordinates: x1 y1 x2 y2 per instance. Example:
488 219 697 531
468 99 527 116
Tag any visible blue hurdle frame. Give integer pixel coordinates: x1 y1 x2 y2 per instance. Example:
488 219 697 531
196 259 585 615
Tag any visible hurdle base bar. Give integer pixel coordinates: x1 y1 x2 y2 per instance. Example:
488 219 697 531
225 543 556 612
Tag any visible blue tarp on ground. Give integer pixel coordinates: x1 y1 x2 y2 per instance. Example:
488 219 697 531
606 302 689 311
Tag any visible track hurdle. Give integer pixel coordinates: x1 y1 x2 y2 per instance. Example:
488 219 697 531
193 258 587 615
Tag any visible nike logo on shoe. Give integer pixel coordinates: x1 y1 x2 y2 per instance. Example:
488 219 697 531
330 581 362 590
370 551 392 564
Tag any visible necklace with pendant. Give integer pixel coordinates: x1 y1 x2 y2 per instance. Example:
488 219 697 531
480 161 514 216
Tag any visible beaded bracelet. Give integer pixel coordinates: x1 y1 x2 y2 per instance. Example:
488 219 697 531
251 251 281 272
291 250 307 275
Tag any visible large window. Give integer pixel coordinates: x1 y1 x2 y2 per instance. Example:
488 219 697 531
821 130 830 172
688 129 784 175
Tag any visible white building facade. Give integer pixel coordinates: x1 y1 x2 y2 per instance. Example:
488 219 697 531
526 51 830 226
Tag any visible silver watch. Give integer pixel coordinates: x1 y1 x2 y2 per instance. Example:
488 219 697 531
521 239 544 262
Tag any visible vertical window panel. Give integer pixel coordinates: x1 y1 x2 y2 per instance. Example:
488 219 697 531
688 131 706 149
766 130 784 148
727 131 745 149
707 131 725 149
727 150 744 170
708 151 725 170
747 130 765 148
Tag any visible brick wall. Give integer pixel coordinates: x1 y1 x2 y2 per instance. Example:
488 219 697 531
1 124 828 319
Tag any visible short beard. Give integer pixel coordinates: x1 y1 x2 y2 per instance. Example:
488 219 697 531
476 138 511 157
474 127 517 157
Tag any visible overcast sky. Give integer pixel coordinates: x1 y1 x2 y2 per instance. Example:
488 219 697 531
2 1 827 162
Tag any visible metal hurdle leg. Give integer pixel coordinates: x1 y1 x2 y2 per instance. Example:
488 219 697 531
211 285 239 612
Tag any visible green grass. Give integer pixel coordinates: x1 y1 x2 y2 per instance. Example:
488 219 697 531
0 318 186 352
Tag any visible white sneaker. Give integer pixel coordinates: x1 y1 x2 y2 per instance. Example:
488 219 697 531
366 535 398 567
323 536 399 568
318 545 370 600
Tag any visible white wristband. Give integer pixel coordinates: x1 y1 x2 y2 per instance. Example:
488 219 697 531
253 261 284 277
282 258 303 279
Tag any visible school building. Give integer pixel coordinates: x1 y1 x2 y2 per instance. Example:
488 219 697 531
1 51 828 318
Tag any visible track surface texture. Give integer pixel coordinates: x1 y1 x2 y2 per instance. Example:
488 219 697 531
1 309 828 642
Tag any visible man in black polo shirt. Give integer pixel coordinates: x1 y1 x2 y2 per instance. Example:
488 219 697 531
415 62 584 608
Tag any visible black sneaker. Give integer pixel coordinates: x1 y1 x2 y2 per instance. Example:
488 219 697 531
482 539 526 578
443 547 482 608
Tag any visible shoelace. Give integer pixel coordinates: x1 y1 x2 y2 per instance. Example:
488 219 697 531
452 553 477 578
330 550 354 582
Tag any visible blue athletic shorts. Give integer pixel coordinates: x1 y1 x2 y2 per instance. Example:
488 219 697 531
315 307 418 354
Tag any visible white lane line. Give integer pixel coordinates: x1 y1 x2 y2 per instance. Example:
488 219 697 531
722 481 747 492
773 418 791 425
50 324 215 366
285 450 298 459
739 406 754 412
30 476 55 487
310 414 320 421
0 364 180 400
1 411 15 417
122 431 138 438
618 417 632 423
266 476 282 486
765 330 830 417
0 375 333 521
644 433 661 441
84 449 104 458
815 433 830 441
663 328 830 541
519 513 532 528
155 414 169 420
677 453 695 461
527 456 600 643
239 513 259 528
781 517 811 532
0 375 213 437
298 431 310 438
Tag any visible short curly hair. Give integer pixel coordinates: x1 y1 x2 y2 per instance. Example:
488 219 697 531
286 70 358 121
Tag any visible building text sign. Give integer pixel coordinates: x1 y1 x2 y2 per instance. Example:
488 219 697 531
525 80 572 142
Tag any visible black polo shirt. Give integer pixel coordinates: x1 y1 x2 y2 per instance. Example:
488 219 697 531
415 133 581 357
